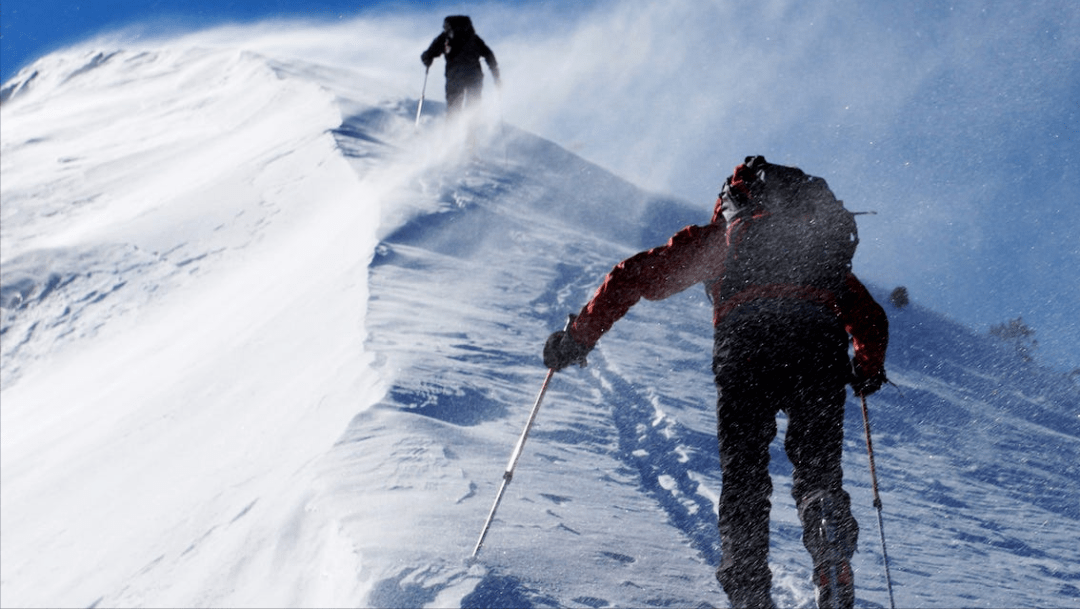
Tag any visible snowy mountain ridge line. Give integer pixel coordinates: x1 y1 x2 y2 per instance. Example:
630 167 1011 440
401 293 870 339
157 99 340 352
2 40 1079 609
1 45 398 607
0 43 456 389
2 49 336 386
1 46 342 253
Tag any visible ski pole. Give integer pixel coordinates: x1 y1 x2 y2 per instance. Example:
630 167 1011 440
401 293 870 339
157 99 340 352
470 367 556 560
415 66 429 127
860 395 897 609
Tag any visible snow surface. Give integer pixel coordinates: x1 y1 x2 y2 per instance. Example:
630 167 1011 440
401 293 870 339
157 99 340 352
2 41 1079 609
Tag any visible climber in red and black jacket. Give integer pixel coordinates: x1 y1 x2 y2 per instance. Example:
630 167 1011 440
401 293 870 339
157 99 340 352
544 157 888 609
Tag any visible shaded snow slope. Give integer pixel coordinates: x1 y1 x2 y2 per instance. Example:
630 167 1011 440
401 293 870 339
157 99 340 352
2 43 1079 609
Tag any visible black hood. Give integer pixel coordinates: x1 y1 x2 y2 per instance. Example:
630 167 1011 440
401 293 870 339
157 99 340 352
443 15 475 38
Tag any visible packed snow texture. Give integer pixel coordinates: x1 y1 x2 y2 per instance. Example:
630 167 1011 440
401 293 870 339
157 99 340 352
2 40 1079 609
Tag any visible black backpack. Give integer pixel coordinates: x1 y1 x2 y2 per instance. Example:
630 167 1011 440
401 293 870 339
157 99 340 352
716 156 858 302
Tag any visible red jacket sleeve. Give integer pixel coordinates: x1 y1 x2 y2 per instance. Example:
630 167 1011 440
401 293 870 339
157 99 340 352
569 223 727 347
838 273 889 377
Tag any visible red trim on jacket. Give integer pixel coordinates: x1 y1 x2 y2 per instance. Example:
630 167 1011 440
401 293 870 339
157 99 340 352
568 222 888 378
712 283 841 322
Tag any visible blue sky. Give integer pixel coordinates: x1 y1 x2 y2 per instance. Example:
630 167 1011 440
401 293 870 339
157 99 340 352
2 0 1079 371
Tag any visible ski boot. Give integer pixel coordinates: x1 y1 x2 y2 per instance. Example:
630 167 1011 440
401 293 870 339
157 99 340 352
814 557 854 609
799 491 857 609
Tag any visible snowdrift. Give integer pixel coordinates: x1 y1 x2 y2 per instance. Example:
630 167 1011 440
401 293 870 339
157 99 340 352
2 43 1078 609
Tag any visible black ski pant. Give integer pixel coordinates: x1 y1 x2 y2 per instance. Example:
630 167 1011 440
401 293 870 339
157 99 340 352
711 300 858 606
445 70 483 117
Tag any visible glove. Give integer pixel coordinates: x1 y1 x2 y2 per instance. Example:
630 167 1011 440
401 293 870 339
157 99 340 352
543 329 590 371
851 366 887 397
421 52 433 68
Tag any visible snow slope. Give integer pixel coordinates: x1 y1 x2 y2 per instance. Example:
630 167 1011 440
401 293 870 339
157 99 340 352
2 42 1079 609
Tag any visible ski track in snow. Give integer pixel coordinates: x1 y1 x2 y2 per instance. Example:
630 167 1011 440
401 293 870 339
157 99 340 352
2 41 1079 609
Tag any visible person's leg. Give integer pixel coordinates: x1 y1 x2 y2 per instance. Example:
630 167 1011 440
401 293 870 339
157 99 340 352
714 333 778 608
716 399 778 607
783 322 858 608
463 75 483 108
445 77 465 117
786 383 849 505
788 393 857 608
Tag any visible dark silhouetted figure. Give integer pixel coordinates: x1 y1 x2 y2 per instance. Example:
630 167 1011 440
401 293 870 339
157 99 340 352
421 16 499 117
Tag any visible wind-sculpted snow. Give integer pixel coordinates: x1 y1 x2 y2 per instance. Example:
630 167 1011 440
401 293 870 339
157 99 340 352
0 244 183 389
2 41 1078 609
